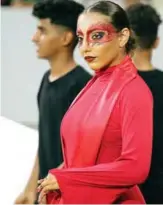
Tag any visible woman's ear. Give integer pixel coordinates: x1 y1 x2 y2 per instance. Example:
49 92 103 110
118 28 130 48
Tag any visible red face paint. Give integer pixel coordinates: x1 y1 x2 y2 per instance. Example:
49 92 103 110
76 29 83 36
87 23 117 45
76 28 84 47
77 22 117 48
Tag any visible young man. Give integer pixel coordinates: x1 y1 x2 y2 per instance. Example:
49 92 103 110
126 3 163 203
14 0 91 203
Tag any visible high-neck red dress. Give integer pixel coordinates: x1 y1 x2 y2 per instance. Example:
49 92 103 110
47 56 153 204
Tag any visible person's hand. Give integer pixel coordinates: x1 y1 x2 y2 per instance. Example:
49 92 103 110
37 173 59 203
14 191 36 204
38 194 47 204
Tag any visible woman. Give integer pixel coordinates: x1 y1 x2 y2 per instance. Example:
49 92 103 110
37 1 153 204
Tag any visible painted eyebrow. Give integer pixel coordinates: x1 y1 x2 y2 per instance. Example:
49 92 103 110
76 29 83 35
87 23 116 35
76 24 108 35
76 22 116 37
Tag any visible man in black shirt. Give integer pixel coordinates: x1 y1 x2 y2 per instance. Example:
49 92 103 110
127 4 163 203
15 0 91 204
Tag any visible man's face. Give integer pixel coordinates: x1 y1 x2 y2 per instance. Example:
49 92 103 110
32 19 64 59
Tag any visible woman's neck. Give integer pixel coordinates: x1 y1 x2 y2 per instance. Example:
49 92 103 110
109 52 127 68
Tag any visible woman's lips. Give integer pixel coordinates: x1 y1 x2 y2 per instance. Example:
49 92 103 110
84 56 96 63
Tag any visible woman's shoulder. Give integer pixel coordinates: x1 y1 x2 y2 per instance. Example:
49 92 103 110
119 74 153 107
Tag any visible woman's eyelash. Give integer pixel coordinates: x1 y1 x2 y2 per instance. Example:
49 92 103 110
92 32 105 39
77 36 83 42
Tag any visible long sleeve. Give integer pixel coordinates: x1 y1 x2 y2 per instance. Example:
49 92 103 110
49 78 153 203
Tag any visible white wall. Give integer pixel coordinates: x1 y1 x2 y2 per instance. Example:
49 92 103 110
1 8 46 125
1 7 163 126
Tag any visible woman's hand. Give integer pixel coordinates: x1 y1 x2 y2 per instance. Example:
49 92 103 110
37 173 59 203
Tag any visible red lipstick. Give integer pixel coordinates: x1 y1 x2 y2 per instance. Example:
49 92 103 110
84 56 96 63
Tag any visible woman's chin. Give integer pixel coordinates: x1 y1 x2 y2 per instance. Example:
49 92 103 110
89 64 105 71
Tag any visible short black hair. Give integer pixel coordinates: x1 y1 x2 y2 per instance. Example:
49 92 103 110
126 3 162 49
32 0 84 34
85 1 136 54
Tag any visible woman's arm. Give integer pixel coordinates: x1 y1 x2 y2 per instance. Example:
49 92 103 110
48 81 153 203
50 82 153 188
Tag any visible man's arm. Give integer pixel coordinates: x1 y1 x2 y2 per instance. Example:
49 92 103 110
24 153 39 192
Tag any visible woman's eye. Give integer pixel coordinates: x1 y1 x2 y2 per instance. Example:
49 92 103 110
77 36 83 43
92 32 105 40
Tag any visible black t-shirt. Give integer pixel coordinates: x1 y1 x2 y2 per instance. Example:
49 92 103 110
138 69 163 203
37 66 91 179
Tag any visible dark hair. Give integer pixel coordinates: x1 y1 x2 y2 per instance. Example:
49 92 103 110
85 0 136 53
126 3 162 49
32 0 84 39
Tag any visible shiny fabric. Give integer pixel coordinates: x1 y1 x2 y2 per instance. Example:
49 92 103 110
47 56 153 204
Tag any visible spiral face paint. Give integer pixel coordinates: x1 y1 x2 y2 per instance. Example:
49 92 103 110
77 22 117 47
